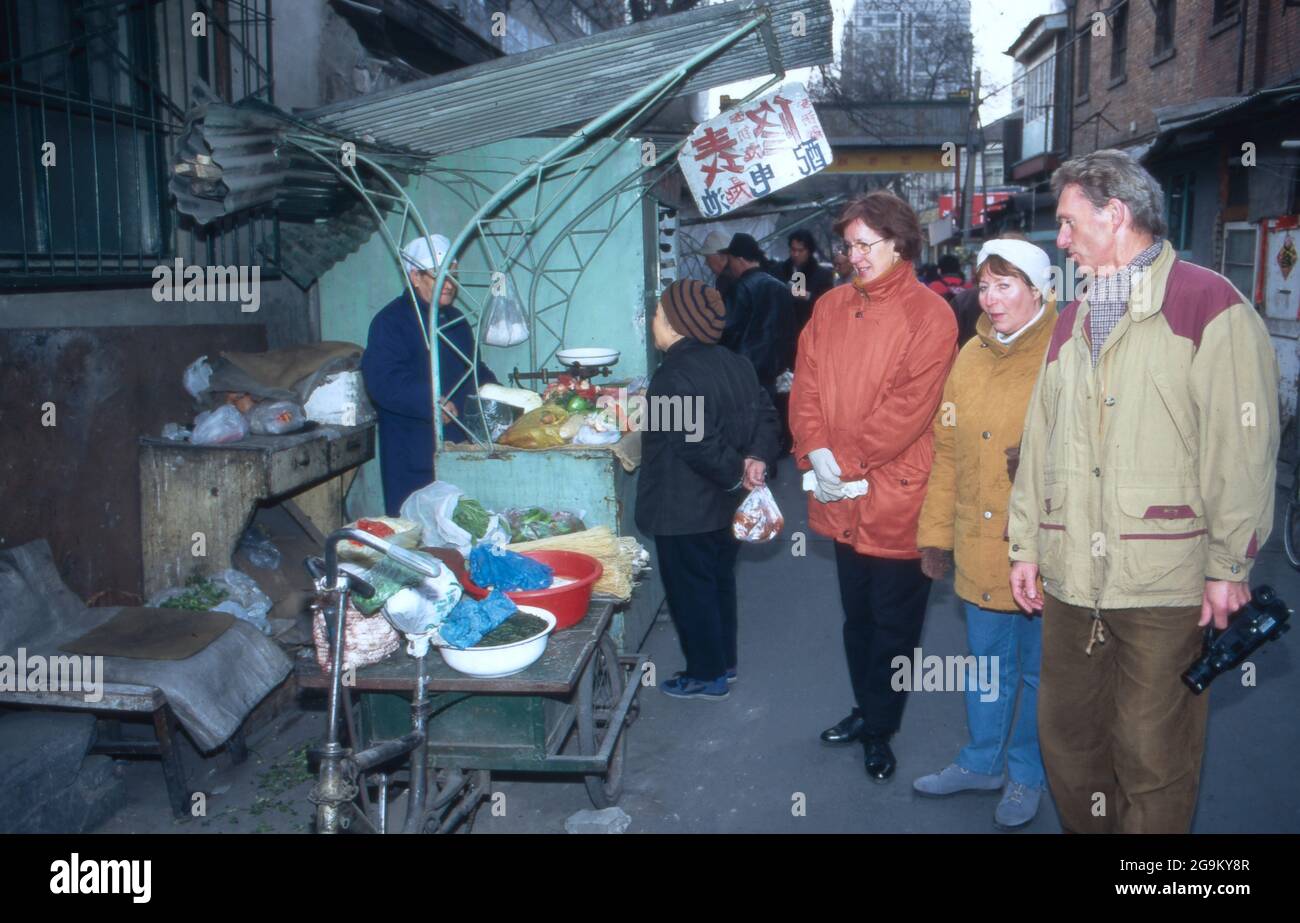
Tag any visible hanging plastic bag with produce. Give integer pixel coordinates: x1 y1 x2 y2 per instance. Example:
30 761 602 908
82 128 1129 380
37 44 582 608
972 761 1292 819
732 486 784 543
483 274 529 347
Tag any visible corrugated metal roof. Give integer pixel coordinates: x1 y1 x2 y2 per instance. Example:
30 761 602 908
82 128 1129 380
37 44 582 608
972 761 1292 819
818 100 971 148
304 0 833 156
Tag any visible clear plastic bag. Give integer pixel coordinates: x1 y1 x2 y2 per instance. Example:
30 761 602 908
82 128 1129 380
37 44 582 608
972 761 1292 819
147 568 272 633
483 274 529 347
247 400 306 435
238 524 281 570
191 404 249 445
183 355 212 398
732 485 784 543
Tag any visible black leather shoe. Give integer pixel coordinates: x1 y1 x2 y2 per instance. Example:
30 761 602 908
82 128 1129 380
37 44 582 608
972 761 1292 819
863 739 896 783
820 711 865 745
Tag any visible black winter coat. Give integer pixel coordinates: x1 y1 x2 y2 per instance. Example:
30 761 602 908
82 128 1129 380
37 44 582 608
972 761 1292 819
634 339 781 536
720 266 797 391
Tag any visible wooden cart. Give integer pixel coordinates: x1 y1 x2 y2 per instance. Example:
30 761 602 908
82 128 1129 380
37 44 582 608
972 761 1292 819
296 598 642 829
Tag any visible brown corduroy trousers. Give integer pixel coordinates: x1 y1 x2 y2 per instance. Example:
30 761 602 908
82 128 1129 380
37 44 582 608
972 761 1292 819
1038 595 1210 833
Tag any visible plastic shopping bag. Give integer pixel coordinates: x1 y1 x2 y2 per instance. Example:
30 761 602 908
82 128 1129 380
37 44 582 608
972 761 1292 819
247 400 307 435
191 404 249 445
483 274 529 347
732 485 784 543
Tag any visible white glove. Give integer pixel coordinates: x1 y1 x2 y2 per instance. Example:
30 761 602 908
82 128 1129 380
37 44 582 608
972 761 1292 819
803 469 848 503
808 448 842 489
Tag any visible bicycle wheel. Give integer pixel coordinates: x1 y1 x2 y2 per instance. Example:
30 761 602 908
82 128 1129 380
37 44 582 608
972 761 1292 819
1285 493 1300 571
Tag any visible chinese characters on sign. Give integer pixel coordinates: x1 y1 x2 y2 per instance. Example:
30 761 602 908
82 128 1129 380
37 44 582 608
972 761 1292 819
677 82 833 218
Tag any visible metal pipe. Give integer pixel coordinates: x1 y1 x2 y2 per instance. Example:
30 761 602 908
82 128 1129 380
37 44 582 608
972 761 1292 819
402 654 430 834
429 10 774 452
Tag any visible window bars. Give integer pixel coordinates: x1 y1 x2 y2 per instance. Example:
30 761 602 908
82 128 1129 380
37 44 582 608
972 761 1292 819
0 0 276 287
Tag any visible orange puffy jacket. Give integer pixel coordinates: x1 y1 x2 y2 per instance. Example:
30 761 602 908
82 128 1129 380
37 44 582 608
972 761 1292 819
791 262 958 558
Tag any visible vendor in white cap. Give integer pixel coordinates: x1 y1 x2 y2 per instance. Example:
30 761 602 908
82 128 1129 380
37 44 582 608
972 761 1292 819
698 229 736 302
360 233 499 515
912 234 1057 830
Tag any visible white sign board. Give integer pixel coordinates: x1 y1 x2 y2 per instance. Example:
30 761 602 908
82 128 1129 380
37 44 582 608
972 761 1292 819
677 82 832 219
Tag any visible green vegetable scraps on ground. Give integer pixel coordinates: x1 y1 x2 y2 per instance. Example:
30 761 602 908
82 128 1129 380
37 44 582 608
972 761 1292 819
257 743 312 796
159 574 228 610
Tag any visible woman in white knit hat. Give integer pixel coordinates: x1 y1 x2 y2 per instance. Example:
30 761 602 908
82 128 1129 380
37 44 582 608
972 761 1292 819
912 235 1059 829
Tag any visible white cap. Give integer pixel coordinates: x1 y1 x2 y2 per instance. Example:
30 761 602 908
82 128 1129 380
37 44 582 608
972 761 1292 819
401 234 452 272
699 230 730 254
977 239 1054 294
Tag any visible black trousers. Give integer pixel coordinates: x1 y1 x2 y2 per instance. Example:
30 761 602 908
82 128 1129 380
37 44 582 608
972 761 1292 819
655 529 740 682
833 542 932 740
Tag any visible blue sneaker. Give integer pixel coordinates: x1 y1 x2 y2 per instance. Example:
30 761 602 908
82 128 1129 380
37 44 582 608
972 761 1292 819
726 667 737 684
662 674 730 700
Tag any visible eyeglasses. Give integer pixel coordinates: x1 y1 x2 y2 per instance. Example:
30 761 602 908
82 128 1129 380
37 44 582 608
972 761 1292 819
838 238 889 257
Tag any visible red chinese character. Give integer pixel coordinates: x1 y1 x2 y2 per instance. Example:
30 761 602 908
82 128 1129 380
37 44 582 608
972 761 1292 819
772 94 800 141
744 143 765 162
745 101 780 139
691 127 744 188
724 177 754 207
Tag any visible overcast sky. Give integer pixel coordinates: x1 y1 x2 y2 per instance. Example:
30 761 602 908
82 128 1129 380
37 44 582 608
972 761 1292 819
706 0 1059 126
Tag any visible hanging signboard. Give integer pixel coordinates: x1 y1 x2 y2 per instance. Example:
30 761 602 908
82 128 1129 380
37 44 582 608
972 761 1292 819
677 82 832 218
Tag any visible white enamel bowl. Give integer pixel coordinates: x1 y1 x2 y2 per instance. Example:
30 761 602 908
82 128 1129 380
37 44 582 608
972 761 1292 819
437 606 557 678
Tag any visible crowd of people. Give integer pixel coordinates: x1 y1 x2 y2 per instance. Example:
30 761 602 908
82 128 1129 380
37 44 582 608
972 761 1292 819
635 148 1280 834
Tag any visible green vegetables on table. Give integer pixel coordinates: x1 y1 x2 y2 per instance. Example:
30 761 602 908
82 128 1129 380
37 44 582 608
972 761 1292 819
451 496 493 540
159 574 228 611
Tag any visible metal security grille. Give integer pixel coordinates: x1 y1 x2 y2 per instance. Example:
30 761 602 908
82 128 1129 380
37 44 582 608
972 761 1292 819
0 0 276 287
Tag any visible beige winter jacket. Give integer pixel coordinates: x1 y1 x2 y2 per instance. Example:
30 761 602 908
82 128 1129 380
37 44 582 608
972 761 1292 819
1008 241 1279 609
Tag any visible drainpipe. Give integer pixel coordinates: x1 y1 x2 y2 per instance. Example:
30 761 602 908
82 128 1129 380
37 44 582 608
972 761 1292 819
1236 0 1249 94
1253 0 1269 92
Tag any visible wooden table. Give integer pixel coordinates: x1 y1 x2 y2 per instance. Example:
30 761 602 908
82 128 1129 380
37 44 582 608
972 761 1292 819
138 424 374 597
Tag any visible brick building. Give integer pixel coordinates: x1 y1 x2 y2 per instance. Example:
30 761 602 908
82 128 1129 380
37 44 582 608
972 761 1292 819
1066 0 1300 419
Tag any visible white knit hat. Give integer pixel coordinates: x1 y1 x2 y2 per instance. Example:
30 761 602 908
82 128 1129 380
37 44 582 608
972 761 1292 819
977 239 1053 293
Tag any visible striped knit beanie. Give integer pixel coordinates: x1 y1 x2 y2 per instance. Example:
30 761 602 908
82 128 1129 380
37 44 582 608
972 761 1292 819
661 279 726 344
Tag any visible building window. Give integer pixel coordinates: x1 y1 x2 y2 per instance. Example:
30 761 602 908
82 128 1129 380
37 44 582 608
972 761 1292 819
1166 174 1195 252
1213 0 1241 24
0 0 275 287
1110 1 1128 82
1221 222 1258 302
1076 28 1091 99
1153 0 1176 58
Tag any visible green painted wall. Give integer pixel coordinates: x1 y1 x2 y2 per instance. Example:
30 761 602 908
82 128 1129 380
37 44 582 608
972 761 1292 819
320 136 655 517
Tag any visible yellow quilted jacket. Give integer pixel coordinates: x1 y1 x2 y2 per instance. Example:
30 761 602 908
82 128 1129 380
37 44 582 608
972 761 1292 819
917 302 1058 611
1008 242 1279 609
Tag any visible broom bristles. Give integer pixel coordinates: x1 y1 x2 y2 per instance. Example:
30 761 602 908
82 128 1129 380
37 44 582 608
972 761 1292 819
506 526 638 600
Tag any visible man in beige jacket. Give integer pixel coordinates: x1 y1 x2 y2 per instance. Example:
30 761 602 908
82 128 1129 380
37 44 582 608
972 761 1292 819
1007 150 1279 833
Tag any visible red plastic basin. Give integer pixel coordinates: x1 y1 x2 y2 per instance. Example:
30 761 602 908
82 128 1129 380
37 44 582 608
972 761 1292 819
460 550 603 631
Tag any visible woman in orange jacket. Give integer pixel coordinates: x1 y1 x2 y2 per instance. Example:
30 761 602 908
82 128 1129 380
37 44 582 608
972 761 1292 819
790 193 958 782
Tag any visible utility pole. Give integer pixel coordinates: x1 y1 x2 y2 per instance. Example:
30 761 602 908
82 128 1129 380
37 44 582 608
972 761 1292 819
960 68 981 247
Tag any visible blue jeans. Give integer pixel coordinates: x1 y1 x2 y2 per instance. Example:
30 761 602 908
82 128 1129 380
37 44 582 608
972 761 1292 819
954 602 1046 789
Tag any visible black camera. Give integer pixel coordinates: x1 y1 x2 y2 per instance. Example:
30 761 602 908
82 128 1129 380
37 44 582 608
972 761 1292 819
1182 585 1291 694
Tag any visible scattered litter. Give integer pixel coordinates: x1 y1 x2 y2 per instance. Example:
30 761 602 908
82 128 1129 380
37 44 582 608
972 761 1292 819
564 806 631 834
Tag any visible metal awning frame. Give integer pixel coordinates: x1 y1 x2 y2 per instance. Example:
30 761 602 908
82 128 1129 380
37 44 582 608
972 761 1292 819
270 7 806 450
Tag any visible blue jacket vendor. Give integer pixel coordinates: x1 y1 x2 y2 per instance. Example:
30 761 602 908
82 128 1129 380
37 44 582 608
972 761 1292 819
361 233 498 515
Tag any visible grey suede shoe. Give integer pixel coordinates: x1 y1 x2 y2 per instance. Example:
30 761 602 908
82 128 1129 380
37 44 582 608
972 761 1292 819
912 763 1005 797
994 782 1042 829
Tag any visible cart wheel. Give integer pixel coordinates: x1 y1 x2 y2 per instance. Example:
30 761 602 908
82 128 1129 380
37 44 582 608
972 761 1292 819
578 633 627 808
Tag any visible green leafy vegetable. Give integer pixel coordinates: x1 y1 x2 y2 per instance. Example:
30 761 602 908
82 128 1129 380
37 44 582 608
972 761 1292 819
159 574 228 611
452 496 492 540
474 612 548 647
